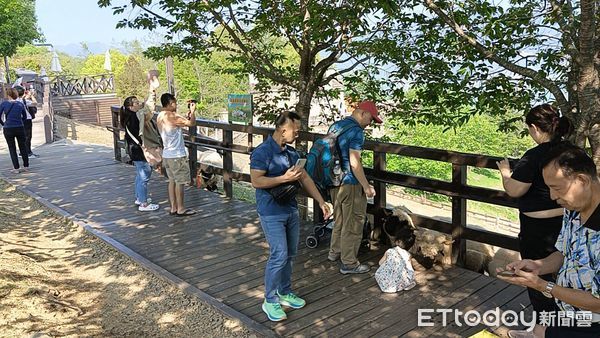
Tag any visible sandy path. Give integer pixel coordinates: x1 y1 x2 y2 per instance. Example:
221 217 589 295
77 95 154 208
0 181 256 338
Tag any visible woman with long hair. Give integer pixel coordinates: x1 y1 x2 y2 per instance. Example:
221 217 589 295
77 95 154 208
121 95 159 212
0 88 29 173
496 104 573 337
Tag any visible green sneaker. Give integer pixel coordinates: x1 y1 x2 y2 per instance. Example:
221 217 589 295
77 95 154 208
277 291 306 309
262 301 287 321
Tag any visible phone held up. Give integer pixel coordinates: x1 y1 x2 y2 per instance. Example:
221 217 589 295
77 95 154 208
295 158 307 169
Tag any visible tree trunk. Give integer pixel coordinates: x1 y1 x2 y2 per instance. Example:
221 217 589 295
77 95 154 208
295 82 315 221
576 0 600 170
296 85 313 132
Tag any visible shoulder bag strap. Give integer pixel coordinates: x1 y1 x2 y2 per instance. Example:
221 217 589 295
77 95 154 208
125 126 142 146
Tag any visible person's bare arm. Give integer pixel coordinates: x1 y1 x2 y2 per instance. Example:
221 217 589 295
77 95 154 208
349 149 375 197
142 93 156 123
497 159 531 197
27 93 37 104
169 114 196 128
547 286 600 312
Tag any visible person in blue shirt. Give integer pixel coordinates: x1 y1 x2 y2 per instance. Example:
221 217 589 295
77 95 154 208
250 111 331 322
327 100 383 274
0 88 29 173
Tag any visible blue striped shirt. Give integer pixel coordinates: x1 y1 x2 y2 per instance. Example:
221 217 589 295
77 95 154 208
554 207 600 312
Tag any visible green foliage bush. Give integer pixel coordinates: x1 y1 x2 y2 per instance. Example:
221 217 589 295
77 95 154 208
382 114 533 182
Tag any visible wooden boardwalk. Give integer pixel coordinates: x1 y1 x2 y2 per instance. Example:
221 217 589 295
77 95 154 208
0 142 532 337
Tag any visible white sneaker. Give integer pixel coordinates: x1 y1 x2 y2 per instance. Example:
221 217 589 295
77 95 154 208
138 203 159 211
135 197 152 205
508 330 535 338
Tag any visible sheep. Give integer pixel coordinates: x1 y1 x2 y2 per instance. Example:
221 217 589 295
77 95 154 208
380 206 453 270
381 206 519 274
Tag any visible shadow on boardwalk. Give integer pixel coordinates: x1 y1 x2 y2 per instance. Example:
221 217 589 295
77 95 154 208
0 141 532 337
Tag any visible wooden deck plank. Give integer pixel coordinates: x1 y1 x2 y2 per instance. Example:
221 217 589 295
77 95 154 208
307 268 479 338
0 142 532 337
362 273 496 337
458 289 533 337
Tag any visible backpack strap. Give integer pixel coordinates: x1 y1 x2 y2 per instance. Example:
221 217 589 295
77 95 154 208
331 122 358 138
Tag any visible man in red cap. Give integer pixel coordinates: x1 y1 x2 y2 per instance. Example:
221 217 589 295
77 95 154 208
327 100 383 274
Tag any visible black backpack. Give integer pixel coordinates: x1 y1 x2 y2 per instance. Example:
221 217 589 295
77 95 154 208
22 99 37 119
305 123 356 199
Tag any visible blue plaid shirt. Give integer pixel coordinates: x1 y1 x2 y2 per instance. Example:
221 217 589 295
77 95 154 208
554 207 600 312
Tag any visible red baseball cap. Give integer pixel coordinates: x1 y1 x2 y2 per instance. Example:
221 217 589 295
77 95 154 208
357 100 382 123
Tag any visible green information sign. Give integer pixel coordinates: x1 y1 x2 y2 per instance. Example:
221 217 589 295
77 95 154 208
227 94 253 125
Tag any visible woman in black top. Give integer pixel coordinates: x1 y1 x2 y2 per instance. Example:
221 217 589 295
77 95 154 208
121 96 159 212
496 104 572 327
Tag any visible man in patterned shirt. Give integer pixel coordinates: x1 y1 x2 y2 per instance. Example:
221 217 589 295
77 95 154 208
499 142 600 338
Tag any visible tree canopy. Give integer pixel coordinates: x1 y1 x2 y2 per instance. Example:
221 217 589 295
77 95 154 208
379 0 600 165
98 0 600 167
97 0 396 128
0 0 42 57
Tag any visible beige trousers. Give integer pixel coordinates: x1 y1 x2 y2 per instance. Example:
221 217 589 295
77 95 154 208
329 184 367 267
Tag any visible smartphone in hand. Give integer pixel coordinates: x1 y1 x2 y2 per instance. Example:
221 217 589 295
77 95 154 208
497 269 517 277
295 158 307 169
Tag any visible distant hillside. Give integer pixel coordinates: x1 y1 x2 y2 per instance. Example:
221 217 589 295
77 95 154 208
54 42 128 56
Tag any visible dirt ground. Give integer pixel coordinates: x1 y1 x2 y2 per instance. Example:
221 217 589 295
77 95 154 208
0 180 256 338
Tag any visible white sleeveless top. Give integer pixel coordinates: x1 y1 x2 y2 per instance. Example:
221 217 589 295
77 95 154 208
160 123 187 158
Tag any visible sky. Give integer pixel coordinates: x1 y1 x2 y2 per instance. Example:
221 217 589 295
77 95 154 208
35 0 150 47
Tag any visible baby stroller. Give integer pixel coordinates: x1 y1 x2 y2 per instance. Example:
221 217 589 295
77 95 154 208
305 217 372 252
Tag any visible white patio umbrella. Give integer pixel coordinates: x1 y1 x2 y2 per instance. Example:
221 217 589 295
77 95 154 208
40 67 48 82
12 77 23 88
50 51 62 73
103 50 112 72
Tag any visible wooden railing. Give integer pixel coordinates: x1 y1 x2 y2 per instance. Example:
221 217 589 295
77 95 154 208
109 106 520 265
51 74 115 96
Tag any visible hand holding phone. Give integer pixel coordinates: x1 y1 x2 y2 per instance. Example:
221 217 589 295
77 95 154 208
295 158 307 169
497 269 517 277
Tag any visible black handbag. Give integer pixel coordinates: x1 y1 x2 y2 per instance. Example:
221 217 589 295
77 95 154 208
267 151 301 203
268 181 300 203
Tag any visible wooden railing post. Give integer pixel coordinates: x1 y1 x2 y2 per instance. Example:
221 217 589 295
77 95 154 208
373 151 387 238
188 123 198 185
111 107 121 162
223 129 234 198
451 164 467 266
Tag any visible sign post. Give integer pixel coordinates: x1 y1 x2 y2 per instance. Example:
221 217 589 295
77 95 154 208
227 94 253 125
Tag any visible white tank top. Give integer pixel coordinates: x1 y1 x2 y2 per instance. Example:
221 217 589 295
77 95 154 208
160 123 187 158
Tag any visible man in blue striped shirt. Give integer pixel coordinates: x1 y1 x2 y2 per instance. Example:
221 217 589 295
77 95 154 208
499 142 600 338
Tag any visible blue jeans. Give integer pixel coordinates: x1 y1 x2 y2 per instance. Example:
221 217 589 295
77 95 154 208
259 210 300 303
133 161 152 203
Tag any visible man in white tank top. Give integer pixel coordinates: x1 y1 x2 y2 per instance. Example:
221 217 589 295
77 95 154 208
157 93 197 216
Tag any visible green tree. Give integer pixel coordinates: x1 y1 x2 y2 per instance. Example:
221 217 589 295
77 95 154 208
115 55 147 100
376 0 600 166
97 0 396 130
80 50 128 76
9 44 85 76
0 0 42 81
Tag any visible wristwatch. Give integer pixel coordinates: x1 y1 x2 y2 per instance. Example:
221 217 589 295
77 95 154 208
542 281 556 298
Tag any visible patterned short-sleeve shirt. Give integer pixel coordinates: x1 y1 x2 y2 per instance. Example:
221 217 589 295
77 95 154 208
554 205 600 312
